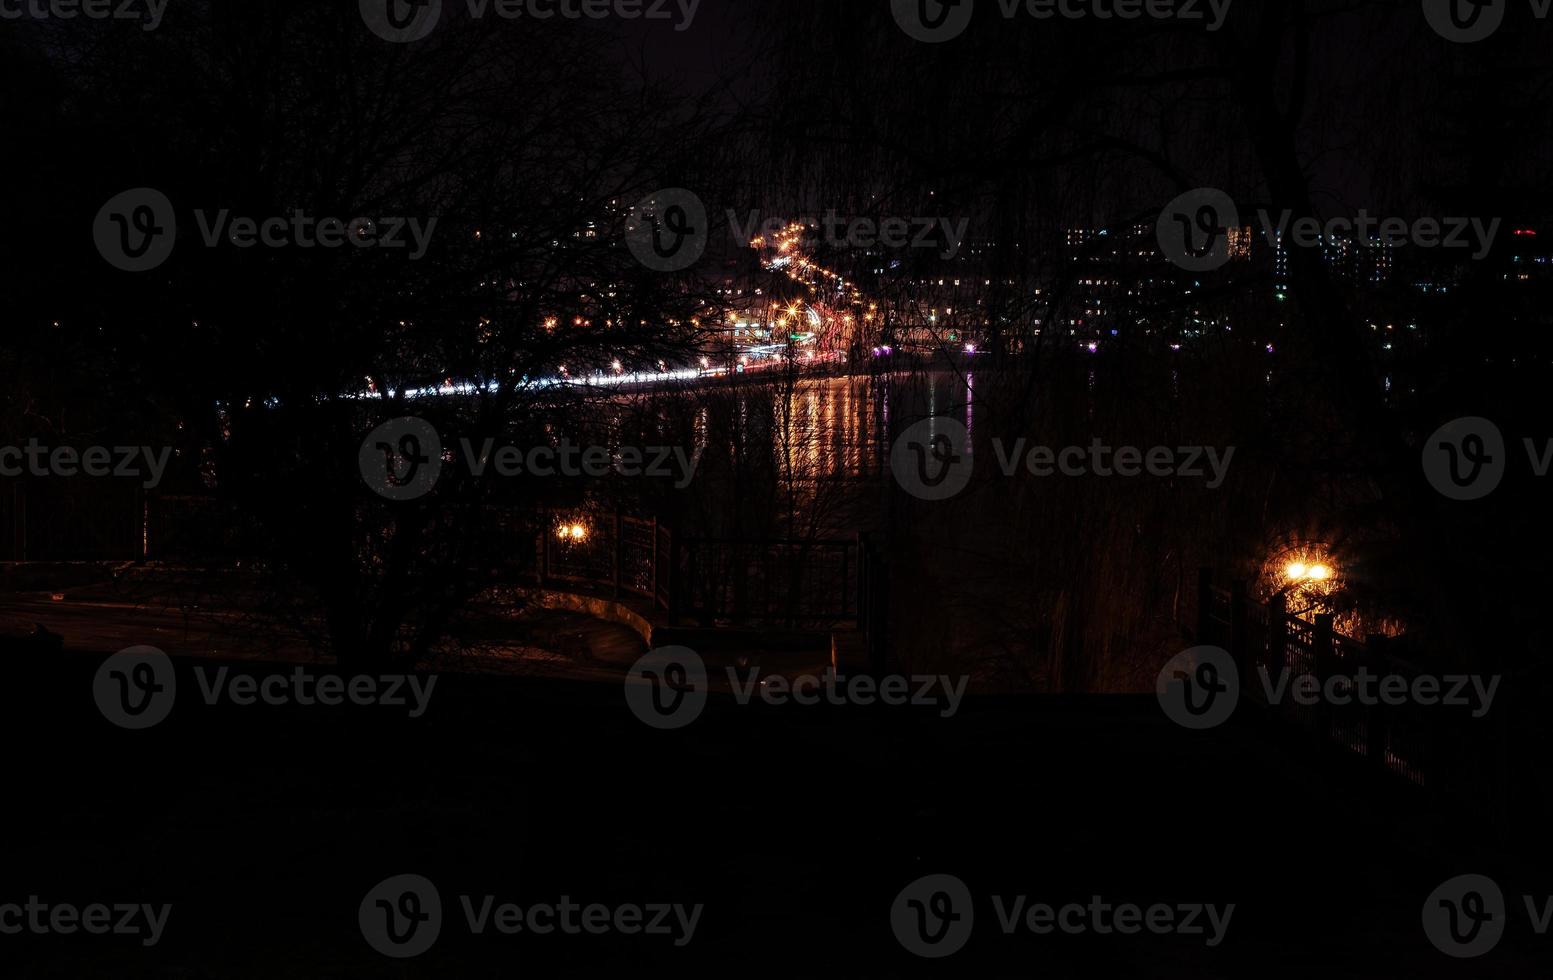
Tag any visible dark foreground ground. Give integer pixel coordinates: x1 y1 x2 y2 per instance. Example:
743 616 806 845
0 644 1547 978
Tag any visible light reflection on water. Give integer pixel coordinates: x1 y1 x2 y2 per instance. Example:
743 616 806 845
614 360 1218 483
739 372 976 481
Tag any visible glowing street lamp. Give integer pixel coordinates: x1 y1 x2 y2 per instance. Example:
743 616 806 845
1274 552 1340 617
1284 561 1333 583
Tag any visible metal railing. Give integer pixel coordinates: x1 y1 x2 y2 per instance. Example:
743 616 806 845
535 506 865 629
1195 568 1503 804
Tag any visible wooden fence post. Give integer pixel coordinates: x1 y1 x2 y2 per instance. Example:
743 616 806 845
685 540 697 622
841 538 852 621
1266 592 1287 701
1229 580 1248 688
612 507 622 598
1314 613 1335 742
1196 567 1213 644
667 527 678 616
857 533 871 636
12 484 25 561
1494 680 1512 844
866 535 889 675
536 506 548 587
1365 634 1389 768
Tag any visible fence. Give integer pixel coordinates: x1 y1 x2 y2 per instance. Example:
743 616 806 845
0 479 144 561
671 537 860 628
541 511 659 603
1195 569 1506 815
29 491 874 633
536 507 867 630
